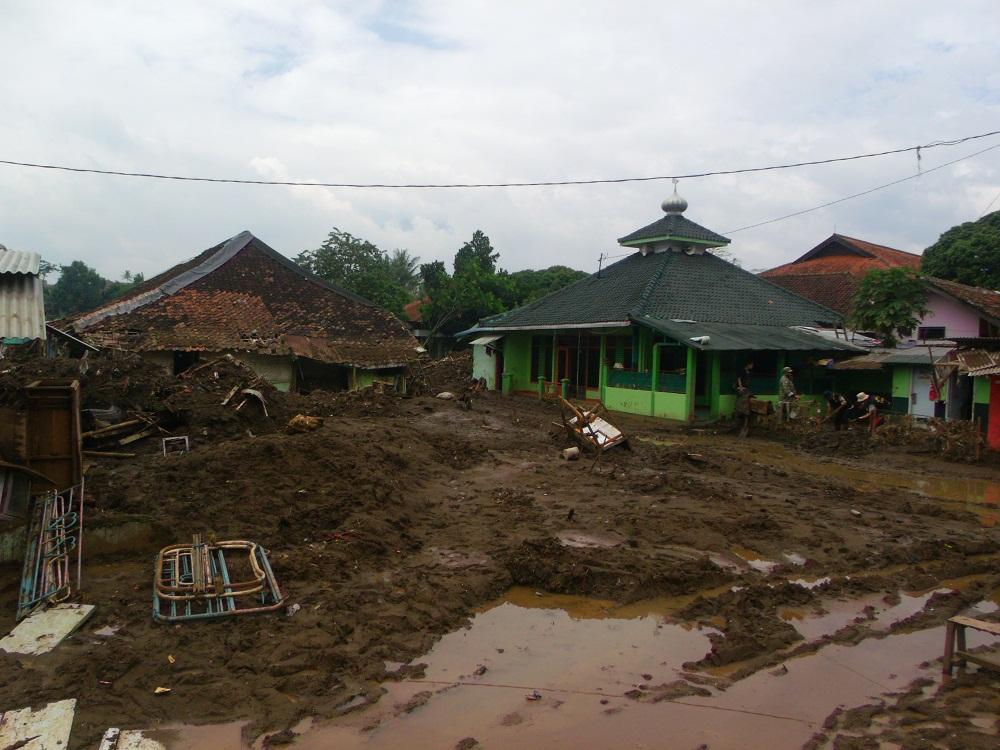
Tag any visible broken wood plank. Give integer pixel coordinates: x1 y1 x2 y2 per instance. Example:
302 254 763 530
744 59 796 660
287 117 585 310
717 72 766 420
1 604 96 655
81 419 144 439
0 699 76 749
83 450 137 458
119 427 159 446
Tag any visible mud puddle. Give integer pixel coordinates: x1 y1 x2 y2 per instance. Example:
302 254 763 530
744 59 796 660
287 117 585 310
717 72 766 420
134 721 245 749
257 589 999 749
779 589 950 642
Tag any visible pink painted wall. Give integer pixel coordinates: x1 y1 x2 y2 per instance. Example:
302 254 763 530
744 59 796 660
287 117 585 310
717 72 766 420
903 289 981 341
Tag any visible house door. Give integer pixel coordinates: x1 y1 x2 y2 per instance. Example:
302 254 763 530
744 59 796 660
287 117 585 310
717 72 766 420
493 350 504 392
911 367 936 418
989 376 1000 451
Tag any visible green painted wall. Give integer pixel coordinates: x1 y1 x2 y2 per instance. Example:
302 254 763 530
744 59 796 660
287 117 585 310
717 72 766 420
974 376 991 405
716 394 737 417
605 385 654 415
501 332 534 392
653 391 688 420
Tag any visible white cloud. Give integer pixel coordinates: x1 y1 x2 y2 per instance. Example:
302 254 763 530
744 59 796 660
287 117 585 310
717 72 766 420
0 0 998 281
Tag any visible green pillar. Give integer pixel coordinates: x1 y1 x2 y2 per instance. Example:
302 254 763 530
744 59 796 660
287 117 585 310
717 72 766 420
685 347 697 421
560 378 569 399
650 344 661 417
550 331 558 390
599 334 608 403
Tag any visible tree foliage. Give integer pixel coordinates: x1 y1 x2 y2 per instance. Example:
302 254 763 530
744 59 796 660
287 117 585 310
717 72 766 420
44 262 144 318
849 268 928 347
385 249 422 296
509 265 588 303
922 211 1000 289
419 231 587 343
295 228 414 317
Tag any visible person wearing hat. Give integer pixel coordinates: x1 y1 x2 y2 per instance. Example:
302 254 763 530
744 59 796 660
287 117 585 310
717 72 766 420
853 391 881 433
778 366 797 421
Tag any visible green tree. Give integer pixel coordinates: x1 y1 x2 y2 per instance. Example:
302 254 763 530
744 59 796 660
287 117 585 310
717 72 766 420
385 249 422 296
45 261 109 318
509 266 588 304
104 271 145 302
922 211 1000 289
419 231 514 341
849 268 928 347
453 230 499 276
296 228 410 317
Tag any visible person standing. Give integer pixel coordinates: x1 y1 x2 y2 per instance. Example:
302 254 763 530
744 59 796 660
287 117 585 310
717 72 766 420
736 360 754 392
824 390 849 431
779 366 797 421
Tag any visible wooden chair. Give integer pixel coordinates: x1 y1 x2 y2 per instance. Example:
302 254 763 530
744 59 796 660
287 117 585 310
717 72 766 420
942 615 1000 676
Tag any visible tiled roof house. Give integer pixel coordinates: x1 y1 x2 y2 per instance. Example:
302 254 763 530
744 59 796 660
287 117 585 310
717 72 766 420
759 234 922 316
462 190 862 421
66 231 421 391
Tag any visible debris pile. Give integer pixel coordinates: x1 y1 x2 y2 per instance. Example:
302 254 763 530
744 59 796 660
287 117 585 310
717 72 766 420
412 350 475 394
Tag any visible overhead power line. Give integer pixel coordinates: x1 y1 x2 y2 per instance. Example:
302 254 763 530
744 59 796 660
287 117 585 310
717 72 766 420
723 142 1000 234
0 129 998 189
594 141 999 264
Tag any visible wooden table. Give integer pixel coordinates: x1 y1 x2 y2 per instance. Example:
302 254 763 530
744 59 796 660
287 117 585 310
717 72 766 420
943 615 1000 676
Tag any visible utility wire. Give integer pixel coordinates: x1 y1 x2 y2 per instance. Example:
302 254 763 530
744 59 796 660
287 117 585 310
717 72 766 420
723 142 1000 234
980 187 1000 217
591 142 1000 266
0 129 998 189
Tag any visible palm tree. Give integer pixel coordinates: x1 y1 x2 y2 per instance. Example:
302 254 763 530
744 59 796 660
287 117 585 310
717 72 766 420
386 249 422 295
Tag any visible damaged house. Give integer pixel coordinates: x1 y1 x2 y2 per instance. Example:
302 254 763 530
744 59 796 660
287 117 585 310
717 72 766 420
461 190 863 421
63 231 421 391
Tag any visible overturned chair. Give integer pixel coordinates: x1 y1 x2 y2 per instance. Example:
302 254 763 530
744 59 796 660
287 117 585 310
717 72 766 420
153 534 285 623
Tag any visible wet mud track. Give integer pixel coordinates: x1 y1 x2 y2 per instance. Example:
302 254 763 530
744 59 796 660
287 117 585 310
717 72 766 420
0 393 997 748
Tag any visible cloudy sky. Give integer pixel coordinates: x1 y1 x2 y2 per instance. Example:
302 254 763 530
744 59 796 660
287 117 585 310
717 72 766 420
1 1 998 280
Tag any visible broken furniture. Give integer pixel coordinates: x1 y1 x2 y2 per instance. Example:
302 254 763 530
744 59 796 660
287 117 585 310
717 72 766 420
161 436 190 456
557 397 628 453
0 379 83 519
17 483 85 621
942 615 1000 676
153 535 285 623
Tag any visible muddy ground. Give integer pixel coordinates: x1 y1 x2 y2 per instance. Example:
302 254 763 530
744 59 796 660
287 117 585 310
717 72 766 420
0 355 997 749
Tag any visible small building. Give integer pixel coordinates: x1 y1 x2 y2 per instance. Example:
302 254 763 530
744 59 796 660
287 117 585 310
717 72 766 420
0 246 46 346
64 231 421 391
461 191 862 420
760 234 921 317
947 341 1000 450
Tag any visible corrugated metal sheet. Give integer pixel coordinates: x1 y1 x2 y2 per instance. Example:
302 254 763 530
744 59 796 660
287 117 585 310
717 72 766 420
0 274 46 340
638 317 864 352
0 248 41 275
956 349 1000 376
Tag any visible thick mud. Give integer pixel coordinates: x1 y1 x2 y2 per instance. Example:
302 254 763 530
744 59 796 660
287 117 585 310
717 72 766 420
0 384 997 748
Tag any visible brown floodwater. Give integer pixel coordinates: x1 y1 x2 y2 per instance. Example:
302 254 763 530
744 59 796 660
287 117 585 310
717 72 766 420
142 586 1000 750
235 588 996 750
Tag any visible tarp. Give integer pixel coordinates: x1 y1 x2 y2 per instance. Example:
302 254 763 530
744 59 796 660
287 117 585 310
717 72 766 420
637 317 863 352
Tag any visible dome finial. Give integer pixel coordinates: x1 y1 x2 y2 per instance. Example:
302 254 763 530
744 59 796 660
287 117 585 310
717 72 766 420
661 178 688 214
